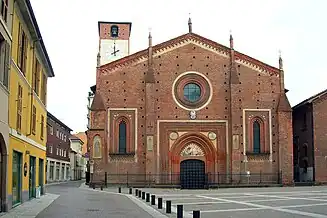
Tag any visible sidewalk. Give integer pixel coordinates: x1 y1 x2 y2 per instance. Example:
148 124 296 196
0 193 59 218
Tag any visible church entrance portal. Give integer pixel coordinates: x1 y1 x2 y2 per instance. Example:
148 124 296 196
180 159 205 189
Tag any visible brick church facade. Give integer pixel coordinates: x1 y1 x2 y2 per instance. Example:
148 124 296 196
87 19 294 187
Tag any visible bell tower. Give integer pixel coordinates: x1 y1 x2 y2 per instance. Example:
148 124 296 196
98 21 132 65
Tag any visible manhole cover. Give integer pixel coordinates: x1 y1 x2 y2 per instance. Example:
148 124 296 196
87 209 100 212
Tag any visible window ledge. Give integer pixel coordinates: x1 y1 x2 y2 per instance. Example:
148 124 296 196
246 152 270 162
109 152 135 156
246 152 270 156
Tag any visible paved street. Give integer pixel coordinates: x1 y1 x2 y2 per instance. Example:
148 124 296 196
5 181 327 217
36 181 154 218
137 186 327 218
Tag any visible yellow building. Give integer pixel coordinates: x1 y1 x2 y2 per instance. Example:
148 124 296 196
7 0 54 210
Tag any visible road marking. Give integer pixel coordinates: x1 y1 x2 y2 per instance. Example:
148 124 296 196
126 195 169 218
197 195 327 218
245 193 327 202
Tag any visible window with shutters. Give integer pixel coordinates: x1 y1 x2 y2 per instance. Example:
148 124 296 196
0 0 9 23
17 23 28 75
41 73 47 104
32 55 40 95
40 115 44 140
32 105 36 134
0 38 9 89
16 84 23 133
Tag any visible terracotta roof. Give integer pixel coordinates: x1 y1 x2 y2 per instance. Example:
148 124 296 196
99 32 280 75
74 132 87 155
70 135 84 144
293 88 327 109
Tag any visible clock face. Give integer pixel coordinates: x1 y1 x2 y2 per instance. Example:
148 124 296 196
100 39 129 65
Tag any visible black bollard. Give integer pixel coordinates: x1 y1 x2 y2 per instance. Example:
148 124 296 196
177 205 183 218
135 189 138 196
142 192 145 200
129 188 132 194
146 193 150 202
158 197 163 209
193 210 200 218
92 183 95 189
138 190 141 198
166 200 171 213
100 186 103 191
118 187 121 193
151 195 155 205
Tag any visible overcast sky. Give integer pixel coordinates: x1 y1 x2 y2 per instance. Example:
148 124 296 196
30 0 327 132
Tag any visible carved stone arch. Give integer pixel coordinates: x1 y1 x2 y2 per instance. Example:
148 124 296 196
170 132 216 173
171 132 216 159
114 116 131 153
248 116 266 153
93 135 102 158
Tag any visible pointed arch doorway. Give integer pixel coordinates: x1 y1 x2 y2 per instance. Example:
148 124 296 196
169 133 216 189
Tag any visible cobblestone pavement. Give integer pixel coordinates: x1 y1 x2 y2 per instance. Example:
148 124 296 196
36 181 156 218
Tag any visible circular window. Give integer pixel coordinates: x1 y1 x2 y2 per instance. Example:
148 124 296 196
172 72 212 110
183 83 201 102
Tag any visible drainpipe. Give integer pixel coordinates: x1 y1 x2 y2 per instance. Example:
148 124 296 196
27 39 40 136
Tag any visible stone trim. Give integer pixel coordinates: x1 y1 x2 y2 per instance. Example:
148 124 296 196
242 109 272 164
99 33 280 76
172 71 213 111
108 108 138 162
157 120 229 175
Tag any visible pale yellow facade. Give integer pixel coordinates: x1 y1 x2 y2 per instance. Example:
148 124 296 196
7 0 54 210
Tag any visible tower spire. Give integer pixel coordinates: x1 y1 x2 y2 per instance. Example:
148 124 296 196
229 30 234 49
279 49 283 70
188 13 192 33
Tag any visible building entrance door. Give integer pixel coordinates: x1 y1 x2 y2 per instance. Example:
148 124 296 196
29 156 36 199
180 159 205 189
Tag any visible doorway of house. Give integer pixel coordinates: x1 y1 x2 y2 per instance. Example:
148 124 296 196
180 159 205 189
29 156 36 199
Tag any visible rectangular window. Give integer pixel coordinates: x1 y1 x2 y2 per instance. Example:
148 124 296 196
56 148 58 155
49 145 52 154
40 115 44 140
64 135 66 142
56 129 59 138
16 84 23 133
32 105 36 134
41 73 47 104
0 39 10 88
17 24 28 75
33 57 40 95
0 0 8 22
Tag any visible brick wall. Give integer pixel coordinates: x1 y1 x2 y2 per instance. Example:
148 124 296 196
89 35 291 184
313 94 327 183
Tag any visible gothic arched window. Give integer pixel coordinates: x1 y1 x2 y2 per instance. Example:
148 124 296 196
119 121 127 153
253 120 261 153
111 25 119 37
93 135 102 158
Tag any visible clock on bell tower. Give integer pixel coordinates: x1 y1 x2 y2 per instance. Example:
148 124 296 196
98 21 132 66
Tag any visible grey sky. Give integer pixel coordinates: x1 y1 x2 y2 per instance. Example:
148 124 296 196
30 0 327 132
